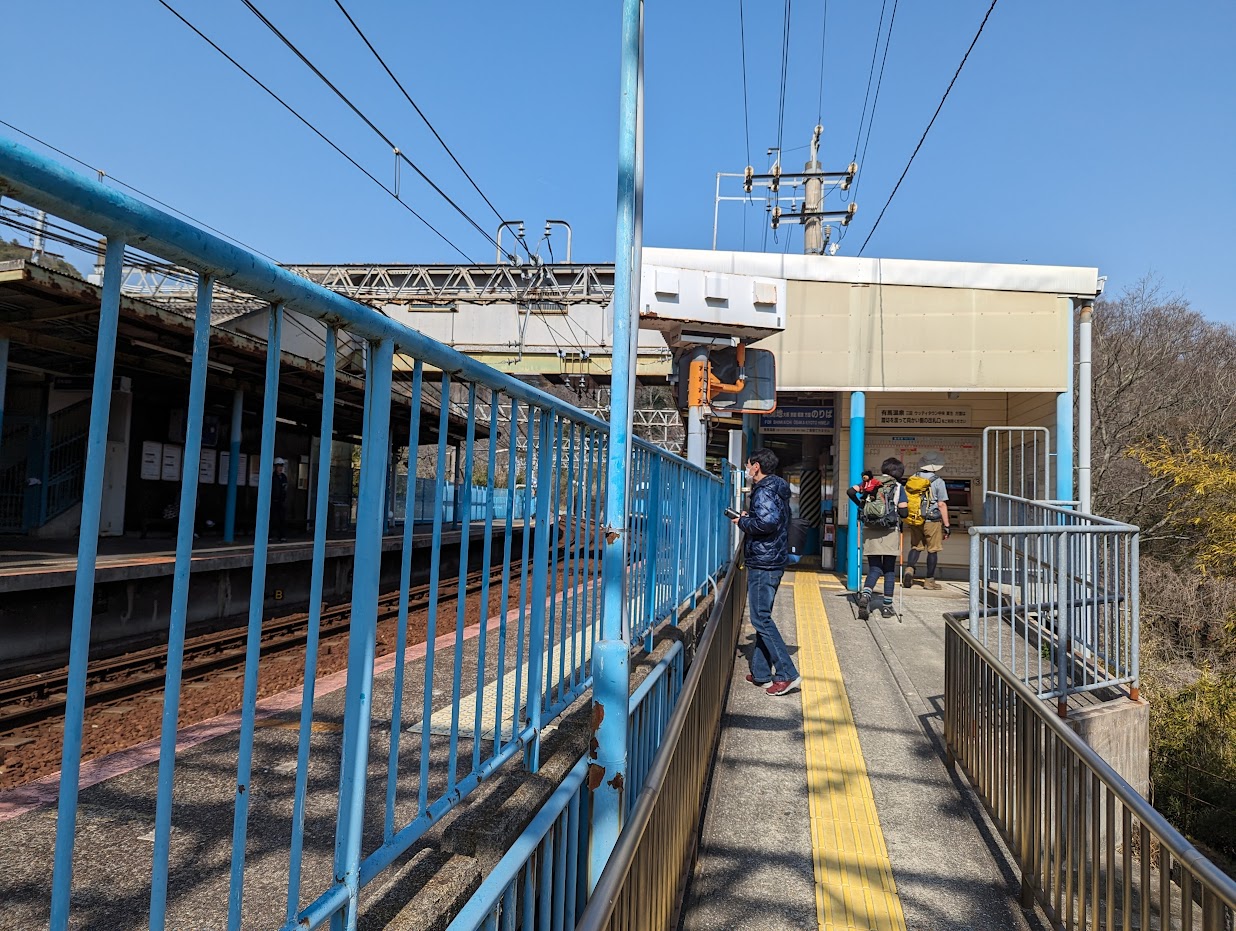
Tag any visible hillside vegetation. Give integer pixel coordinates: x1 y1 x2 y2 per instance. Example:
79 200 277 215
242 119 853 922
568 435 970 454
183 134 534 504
1091 279 1236 866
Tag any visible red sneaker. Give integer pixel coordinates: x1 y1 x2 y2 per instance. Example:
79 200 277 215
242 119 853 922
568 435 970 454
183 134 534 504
766 677 802 697
745 673 773 686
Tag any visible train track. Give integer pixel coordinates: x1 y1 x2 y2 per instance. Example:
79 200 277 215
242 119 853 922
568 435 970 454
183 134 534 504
0 563 518 738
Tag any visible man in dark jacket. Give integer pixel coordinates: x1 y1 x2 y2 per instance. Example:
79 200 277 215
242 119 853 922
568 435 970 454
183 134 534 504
732 448 801 696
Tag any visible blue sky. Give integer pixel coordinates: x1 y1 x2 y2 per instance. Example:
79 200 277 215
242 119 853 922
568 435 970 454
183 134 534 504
2 1 1233 317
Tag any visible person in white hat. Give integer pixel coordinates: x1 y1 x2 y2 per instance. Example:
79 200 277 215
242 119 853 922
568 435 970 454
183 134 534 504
903 451 950 589
271 457 289 542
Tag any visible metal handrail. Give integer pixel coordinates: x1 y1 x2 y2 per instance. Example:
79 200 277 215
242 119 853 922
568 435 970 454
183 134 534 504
576 561 744 931
0 137 710 479
945 613 1236 927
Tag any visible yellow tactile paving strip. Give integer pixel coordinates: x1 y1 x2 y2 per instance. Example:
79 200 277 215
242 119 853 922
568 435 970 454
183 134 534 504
795 572 908 931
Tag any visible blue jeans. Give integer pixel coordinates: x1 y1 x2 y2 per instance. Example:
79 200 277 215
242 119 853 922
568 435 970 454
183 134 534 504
746 568 798 683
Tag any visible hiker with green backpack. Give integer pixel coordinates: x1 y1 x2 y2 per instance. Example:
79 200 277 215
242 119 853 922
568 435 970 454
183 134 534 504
846 457 907 619
902 452 951 590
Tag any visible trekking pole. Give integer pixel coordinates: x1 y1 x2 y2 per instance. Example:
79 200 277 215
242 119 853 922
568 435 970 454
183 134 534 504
896 525 906 622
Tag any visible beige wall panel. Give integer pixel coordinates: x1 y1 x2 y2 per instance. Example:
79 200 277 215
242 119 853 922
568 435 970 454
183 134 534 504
768 281 1071 391
1008 392 1058 428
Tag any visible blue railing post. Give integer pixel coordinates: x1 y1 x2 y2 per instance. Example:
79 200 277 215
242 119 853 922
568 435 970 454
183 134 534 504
227 304 283 931
641 454 661 636
591 0 641 891
149 273 214 928
48 235 125 931
333 337 395 931
847 390 866 592
288 327 339 923
224 388 243 542
524 410 556 773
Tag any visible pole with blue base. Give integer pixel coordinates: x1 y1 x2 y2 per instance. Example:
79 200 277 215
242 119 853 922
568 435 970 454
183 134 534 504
590 0 642 892
846 391 866 592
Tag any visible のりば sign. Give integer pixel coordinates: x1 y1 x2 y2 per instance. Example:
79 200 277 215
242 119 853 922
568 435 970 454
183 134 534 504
876 406 971 427
761 405 835 434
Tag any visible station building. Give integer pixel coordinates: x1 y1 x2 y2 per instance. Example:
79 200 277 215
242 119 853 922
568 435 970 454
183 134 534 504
641 249 1101 578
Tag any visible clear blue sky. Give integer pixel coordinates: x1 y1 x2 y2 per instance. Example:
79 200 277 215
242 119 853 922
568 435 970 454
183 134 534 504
2 1 1233 317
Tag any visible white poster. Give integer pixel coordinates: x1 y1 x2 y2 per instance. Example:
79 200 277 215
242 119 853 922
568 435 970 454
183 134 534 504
875 406 971 428
161 445 183 482
198 449 216 484
217 450 230 485
248 454 261 488
141 441 162 481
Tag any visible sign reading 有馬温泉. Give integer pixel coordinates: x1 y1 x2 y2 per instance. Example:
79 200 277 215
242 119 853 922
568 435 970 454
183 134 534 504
875 406 970 428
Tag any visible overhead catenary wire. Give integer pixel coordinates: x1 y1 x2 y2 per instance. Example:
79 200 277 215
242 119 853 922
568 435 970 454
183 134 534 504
329 0 523 256
236 0 509 259
153 0 476 263
858 0 1000 256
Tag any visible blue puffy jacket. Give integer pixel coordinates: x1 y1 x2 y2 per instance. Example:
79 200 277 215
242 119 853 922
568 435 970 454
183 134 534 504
738 474 791 570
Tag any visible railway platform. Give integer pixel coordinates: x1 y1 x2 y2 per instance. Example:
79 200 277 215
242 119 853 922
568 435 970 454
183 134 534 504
683 571 1039 931
0 523 524 672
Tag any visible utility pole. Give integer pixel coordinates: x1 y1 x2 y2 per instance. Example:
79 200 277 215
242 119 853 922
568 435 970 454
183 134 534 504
715 125 858 254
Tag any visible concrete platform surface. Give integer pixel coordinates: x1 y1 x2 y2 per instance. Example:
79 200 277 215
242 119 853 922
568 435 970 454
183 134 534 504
683 570 1050 931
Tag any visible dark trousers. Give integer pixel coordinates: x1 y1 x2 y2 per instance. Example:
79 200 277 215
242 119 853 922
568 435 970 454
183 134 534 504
271 502 286 540
746 568 798 683
864 554 898 597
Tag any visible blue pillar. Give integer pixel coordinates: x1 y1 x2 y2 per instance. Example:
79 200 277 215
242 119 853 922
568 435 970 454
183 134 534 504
1055 310 1075 503
846 391 866 591
591 0 641 892
224 389 243 542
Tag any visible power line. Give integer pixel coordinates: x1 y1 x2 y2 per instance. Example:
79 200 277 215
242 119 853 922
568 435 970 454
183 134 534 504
858 0 1000 256
153 0 476 263
850 0 900 203
236 0 508 258
330 0 511 236
738 0 752 167
0 118 281 263
849 0 889 165
816 0 829 124
775 0 794 157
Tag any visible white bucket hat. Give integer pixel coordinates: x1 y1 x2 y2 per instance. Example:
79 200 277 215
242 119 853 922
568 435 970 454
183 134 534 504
918 451 945 473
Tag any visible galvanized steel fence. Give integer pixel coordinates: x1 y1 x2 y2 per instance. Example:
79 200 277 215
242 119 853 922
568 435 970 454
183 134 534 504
575 564 746 931
946 617 1236 931
0 136 733 931
968 492 1140 708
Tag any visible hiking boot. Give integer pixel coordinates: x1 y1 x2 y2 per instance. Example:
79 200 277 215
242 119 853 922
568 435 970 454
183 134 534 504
856 590 871 620
922 578 942 591
880 604 897 618
766 676 802 697
902 566 915 588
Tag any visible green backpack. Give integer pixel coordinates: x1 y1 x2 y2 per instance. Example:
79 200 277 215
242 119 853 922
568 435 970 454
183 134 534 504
860 478 900 530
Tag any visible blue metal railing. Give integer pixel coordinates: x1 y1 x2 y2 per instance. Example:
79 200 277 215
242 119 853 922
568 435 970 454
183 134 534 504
445 634 689 931
0 135 731 931
43 398 90 523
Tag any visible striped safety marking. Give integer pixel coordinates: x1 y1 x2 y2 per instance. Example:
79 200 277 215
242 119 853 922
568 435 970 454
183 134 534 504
794 572 907 931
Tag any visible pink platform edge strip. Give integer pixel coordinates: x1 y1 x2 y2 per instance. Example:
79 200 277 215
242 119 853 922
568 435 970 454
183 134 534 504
0 595 538 822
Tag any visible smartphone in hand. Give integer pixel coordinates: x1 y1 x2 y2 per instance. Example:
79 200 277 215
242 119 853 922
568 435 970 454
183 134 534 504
724 507 741 520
